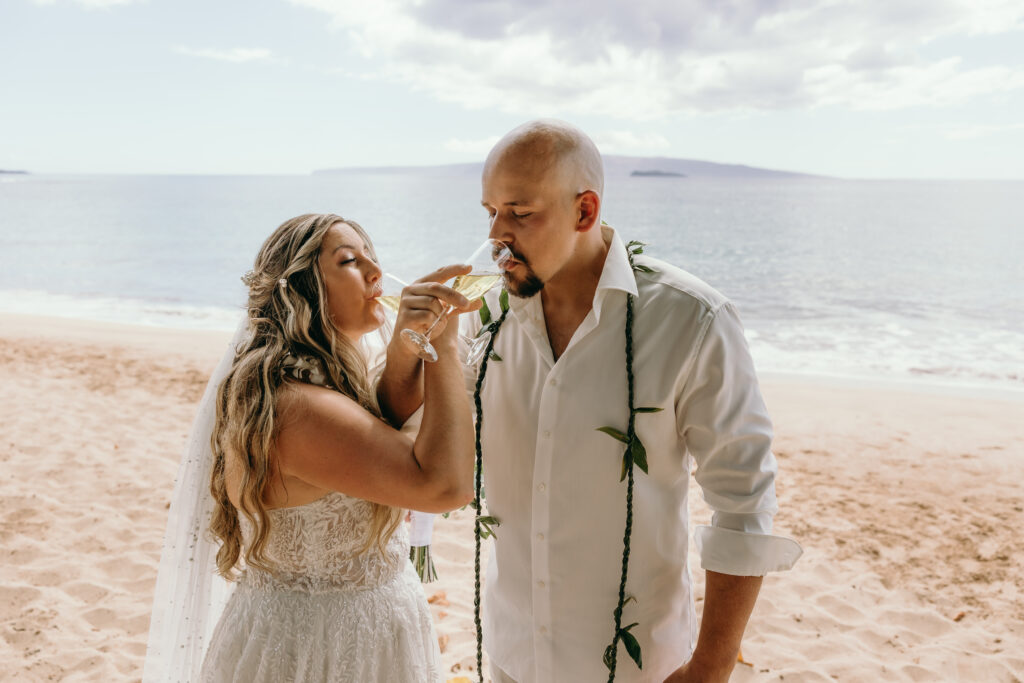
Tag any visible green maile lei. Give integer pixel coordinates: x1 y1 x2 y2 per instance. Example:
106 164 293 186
470 236 659 682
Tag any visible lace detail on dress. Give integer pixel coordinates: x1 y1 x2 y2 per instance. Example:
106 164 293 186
237 492 408 593
201 492 441 682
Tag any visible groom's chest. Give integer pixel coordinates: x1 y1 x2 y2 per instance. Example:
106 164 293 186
480 309 686 480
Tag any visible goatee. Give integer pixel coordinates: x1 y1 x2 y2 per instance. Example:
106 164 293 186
502 270 544 299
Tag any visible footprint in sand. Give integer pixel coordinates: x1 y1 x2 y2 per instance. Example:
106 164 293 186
62 581 111 604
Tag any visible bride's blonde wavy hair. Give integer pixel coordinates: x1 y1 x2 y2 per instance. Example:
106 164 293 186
210 213 402 579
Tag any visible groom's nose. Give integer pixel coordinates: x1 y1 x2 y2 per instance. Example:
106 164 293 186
488 213 509 243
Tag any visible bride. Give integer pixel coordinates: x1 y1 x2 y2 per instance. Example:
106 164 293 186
143 213 478 682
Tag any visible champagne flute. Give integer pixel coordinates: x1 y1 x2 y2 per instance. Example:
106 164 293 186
382 270 500 366
377 273 407 316
401 239 512 363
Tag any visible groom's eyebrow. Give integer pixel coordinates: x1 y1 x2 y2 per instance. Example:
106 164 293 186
481 200 527 207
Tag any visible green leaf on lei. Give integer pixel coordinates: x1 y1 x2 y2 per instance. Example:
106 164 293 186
478 297 492 326
603 643 615 671
632 264 655 273
630 437 649 475
477 515 500 539
499 288 510 313
488 350 503 362
633 406 663 414
619 623 643 669
596 426 630 443
602 622 643 671
625 239 647 255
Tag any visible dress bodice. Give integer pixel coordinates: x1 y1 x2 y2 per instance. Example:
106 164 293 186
238 492 408 592
204 492 440 681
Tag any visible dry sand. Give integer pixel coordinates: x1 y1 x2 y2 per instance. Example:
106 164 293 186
1 313 1022 682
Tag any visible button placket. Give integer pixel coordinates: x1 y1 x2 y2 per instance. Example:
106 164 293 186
531 367 557 680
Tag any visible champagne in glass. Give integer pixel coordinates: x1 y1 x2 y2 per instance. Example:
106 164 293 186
401 240 511 363
450 273 502 302
377 295 403 315
377 273 407 315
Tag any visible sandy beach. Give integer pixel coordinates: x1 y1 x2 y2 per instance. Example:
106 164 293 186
1 313 1022 682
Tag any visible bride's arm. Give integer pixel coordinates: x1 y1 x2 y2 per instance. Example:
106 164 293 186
376 264 474 426
276 309 476 513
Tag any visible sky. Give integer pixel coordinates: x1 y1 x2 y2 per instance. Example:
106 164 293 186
2 0 1022 178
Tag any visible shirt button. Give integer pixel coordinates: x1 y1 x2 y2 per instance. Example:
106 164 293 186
537 580 546 588
537 483 546 492
549 378 558 387
537 533 545 541
539 626 548 634
542 430 551 438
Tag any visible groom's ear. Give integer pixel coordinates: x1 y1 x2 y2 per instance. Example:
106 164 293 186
575 190 600 233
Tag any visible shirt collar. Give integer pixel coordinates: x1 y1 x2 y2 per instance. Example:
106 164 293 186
595 224 640 299
507 223 638 322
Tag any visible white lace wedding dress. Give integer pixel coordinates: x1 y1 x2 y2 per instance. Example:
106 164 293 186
199 491 442 682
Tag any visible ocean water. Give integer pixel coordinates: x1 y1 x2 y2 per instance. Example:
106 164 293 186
1 173 1021 392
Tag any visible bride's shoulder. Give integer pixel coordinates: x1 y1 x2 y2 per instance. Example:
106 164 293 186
275 379 363 426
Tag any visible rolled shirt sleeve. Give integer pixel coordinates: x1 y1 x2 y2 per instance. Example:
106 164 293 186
677 302 802 576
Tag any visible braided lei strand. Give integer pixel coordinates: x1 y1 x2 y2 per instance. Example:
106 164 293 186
470 238 657 681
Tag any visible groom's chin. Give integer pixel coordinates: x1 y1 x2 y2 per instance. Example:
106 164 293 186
503 272 544 299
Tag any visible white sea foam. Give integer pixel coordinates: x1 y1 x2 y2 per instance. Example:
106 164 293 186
0 290 242 331
745 321 1024 393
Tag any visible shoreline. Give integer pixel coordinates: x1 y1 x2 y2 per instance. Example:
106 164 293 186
4 311 1022 402
1 312 235 364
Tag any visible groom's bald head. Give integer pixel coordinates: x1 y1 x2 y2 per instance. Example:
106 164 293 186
484 119 604 202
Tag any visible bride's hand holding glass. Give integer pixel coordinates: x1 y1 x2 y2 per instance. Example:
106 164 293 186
393 240 512 363
377 266 481 358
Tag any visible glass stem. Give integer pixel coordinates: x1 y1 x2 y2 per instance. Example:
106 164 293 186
422 305 453 341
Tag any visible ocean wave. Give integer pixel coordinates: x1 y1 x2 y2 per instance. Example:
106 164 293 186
746 321 1024 393
2 288 1021 394
0 289 242 331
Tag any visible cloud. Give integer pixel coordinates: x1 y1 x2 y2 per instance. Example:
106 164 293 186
943 122 1024 140
290 0 1024 116
173 46 275 64
444 136 501 154
32 0 142 7
594 130 670 153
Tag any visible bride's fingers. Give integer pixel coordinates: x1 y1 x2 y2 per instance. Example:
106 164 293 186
448 298 483 315
433 299 482 342
402 282 470 312
394 303 444 334
400 292 446 317
414 263 471 285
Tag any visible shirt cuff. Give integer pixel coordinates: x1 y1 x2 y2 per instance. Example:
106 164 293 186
694 525 803 576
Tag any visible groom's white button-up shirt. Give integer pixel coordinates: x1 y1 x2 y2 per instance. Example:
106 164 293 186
467 226 801 683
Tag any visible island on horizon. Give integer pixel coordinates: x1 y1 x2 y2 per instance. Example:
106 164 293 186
0 170 29 175
314 154 820 179
631 169 686 178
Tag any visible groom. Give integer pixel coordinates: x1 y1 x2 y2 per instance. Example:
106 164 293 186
466 120 801 683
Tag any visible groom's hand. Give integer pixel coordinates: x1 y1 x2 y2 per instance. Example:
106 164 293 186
663 660 731 683
664 572 762 683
